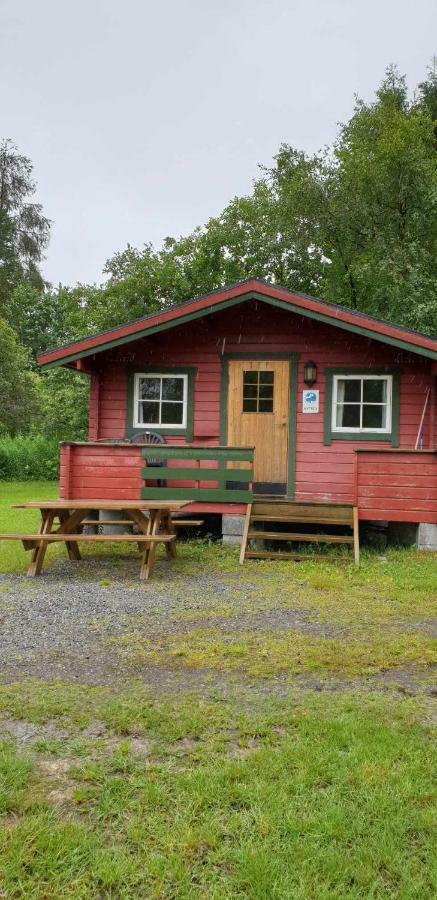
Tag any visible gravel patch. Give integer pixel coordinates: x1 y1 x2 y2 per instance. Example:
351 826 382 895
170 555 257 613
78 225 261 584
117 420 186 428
0 555 435 698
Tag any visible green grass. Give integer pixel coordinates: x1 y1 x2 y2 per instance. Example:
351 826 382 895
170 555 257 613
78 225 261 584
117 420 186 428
0 684 436 898
0 481 58 572
0 482 436 897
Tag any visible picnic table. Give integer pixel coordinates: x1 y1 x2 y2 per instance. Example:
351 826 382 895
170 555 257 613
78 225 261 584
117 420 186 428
0 500 189 579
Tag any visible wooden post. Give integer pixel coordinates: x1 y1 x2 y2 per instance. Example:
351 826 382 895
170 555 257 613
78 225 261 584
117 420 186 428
27 510 54 576
353 506 360 567
415 388 431 450
59 444 73 501
239 503 252 564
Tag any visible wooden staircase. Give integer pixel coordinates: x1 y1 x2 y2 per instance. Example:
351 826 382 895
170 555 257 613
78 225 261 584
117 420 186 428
240 500 360 566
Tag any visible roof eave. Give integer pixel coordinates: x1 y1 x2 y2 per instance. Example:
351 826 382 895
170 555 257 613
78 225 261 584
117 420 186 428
37 280 437 367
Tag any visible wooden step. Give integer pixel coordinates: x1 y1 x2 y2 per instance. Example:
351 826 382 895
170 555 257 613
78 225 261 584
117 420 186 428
252 501 353 523
245 550 342 561
248 530 354 544
239 502 360 566
251 515 353 526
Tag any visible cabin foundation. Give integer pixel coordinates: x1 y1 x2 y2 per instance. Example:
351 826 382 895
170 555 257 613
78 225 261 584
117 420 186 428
417 523 437 551
387 521 418 547
222 514 245 545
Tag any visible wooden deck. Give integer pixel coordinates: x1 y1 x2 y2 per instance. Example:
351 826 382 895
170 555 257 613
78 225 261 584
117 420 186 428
58 442 437 524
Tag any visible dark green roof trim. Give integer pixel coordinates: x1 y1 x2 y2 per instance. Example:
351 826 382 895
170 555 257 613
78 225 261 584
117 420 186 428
40 289 437 370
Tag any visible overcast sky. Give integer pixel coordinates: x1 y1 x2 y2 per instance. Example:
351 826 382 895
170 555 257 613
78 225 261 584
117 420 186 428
1 0 436 287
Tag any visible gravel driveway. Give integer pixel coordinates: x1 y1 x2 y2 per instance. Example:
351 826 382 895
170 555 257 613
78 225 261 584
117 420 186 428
0 551 435 697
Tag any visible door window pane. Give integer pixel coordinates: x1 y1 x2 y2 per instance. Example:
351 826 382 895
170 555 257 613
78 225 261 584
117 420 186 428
243 370 274 413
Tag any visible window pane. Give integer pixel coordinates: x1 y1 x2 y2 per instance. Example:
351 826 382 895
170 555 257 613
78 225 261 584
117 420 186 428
243 371 258 385
138 377 160 400
243 385 258 399
259 398 274 412
243 398 257 413
162 378 184 401
339 379 361 402
161 402 183 424
259 371 274 384
362 404 385 429
336 404 360 428
259 384 274 399
139 401 159 424
363 379 387 403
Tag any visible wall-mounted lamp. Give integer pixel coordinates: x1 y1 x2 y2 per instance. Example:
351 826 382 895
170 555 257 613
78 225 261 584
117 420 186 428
303 360 317 387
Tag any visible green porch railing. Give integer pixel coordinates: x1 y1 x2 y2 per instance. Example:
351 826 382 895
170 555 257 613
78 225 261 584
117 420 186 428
141 445 254 502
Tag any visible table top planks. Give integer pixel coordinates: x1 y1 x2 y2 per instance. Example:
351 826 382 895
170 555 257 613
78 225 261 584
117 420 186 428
13 500 189 510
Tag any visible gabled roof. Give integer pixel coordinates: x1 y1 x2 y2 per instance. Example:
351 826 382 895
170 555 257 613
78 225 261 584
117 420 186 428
38 278 437 367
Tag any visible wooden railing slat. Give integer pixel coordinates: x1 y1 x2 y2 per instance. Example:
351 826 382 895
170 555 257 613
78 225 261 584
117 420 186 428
141 487 253 502
141 466 252 482
141 445 254 502
141 446 254 462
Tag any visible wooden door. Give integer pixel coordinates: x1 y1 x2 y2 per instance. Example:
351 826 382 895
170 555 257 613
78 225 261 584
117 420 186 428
227 359 290 489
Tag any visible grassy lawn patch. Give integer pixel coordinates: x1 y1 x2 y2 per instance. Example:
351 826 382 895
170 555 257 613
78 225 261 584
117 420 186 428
0 482 58 573
0 482 436 896
0 683 436 898
115 623 436 679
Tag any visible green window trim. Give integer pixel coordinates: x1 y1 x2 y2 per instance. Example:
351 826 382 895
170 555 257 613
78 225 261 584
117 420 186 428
126 367 196 440
323 368 400 446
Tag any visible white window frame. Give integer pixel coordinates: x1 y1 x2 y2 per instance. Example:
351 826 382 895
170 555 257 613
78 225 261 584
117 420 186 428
133 372 188 429
331 374 393 434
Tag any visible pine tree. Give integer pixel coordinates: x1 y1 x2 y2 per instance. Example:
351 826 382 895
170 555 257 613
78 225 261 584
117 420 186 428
0 139 51 310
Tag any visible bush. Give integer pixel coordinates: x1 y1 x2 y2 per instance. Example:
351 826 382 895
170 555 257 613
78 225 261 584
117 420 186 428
0 435 59 481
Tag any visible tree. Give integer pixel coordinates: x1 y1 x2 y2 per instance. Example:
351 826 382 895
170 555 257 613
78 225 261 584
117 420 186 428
4 283 74 364
0 319 40 435
418 57 437 143
266 66 437 331
38 368 89 442
0 140 50 310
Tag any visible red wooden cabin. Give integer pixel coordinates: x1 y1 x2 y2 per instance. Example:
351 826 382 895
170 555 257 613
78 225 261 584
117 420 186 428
38 279 437 546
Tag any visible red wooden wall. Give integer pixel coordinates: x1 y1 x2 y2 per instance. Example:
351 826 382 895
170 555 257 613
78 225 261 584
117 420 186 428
60 444 144 501
356 450 437 523
79 299 436 519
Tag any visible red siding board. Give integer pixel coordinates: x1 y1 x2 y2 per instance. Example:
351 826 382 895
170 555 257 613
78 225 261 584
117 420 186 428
356 451 437 522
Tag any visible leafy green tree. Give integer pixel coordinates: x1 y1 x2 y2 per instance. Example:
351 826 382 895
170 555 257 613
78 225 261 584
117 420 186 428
418 57 437 143
0 140 51 310
38 369 89 442
0 319 40 435
267 66 437 331
4 284 75 364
